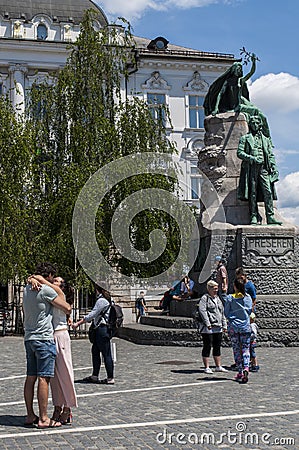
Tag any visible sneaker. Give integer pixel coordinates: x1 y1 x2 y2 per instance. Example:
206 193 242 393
215 366 228 373
250 365 260 372
99 378 115 385
204 367 213 374
234 373 243 381
241 369 249 384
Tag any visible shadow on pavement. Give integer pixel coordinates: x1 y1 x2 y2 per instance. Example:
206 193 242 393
0 415 25 427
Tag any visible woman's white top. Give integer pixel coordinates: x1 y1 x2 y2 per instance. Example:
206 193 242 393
52 306 68 331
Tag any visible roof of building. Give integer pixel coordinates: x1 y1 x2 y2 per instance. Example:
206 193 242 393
0 0 108 25
133 35 235 61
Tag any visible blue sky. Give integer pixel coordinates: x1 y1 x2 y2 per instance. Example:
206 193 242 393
96 0 299 226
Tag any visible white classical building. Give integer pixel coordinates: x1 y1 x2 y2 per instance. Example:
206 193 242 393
0 0 235 205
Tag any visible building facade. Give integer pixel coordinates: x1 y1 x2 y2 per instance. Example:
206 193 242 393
0 0 235 206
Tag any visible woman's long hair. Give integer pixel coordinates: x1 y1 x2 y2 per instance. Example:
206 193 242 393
234 277 246 295
95 283 111 302
61 280 75 306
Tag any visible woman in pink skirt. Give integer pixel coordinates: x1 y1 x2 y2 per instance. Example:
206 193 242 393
29 274 77 424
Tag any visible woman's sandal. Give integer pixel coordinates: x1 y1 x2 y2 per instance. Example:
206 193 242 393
51 406 62 422
59 411 72 425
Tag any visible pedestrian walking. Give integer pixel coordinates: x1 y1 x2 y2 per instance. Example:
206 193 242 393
135 291 147 323
73 283 115 385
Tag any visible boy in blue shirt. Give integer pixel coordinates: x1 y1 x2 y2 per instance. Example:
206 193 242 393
235 267 256 312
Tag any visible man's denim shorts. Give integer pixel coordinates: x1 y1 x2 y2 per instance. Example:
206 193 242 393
25 340 57 377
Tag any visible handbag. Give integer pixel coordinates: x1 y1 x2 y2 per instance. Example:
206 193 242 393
88 322 97 344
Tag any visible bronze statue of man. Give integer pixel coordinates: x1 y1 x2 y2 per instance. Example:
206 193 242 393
237 115 282 225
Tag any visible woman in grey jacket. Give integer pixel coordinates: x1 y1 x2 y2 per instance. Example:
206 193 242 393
198 280 228 374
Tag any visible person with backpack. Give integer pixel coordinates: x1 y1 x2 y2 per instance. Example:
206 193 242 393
72 283 115 385
135 291 147 323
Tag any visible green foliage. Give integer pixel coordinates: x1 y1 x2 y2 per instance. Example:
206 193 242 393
0 96 33 282
24 9 180 287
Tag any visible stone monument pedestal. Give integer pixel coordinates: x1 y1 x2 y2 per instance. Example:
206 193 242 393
196 224 299 295
193 112 299 295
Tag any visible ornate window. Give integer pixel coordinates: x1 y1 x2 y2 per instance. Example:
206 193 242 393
190 166 201 200
147 36 169 51
0 73 9 96
37 23 48 40
63 24 72 42
147 93 166 122
142 71 170 126
183 71 209 129
13 20 23 38
189 95 205 129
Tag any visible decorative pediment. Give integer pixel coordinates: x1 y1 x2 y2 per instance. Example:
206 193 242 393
142 71 171 90
184 71 209 92
27 71 55 86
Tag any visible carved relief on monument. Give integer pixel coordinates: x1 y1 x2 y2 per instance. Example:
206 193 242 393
197 141 226 192
249 269 299 295
242 235 295 267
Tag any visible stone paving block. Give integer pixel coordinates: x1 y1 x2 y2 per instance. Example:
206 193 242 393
0 336 297 449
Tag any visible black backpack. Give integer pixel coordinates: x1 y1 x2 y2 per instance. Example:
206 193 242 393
107 302 124 336
93 300 124 338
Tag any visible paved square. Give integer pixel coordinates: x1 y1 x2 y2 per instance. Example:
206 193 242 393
0 336 298 449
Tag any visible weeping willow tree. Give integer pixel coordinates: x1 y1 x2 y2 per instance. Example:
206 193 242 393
27 10 183 286
0 95 34 283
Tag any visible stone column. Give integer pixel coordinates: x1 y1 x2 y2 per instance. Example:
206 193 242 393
9 64 28 114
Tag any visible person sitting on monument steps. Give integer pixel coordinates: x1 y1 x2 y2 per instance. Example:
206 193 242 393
237 115 282 225
160 280 182 314
180 276 195 300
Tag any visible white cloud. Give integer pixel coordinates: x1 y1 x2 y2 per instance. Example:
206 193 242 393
249 73 299 114
276 172 299 208
276 173 299 226
95 0 228 20
277 206 299 227
249 73 299 172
